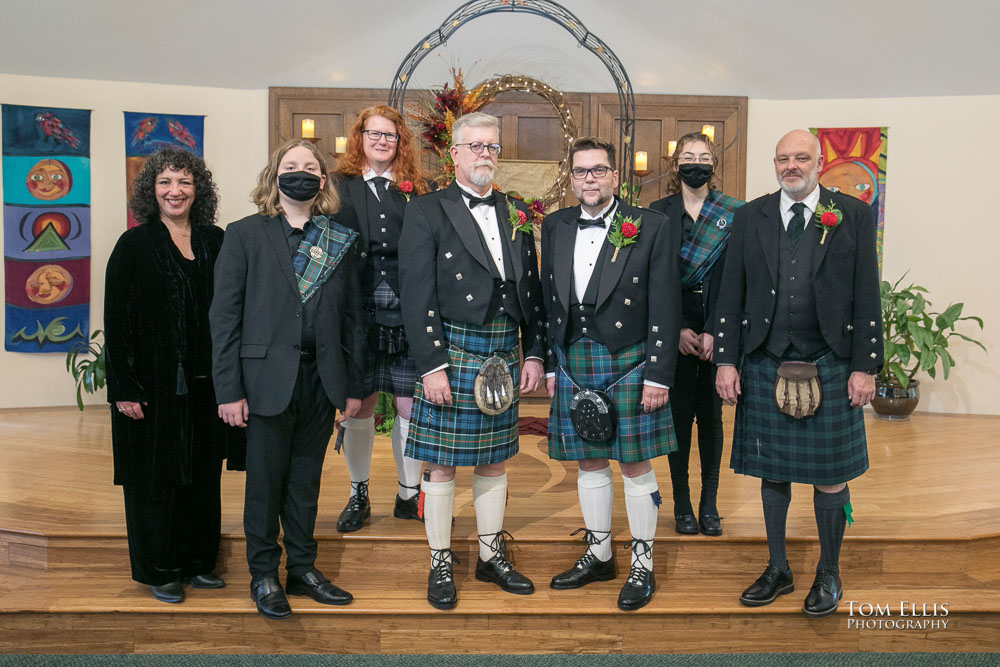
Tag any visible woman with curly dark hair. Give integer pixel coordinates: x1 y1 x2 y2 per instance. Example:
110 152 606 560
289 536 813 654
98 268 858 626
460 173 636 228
331 106 429 532
105 147 244 604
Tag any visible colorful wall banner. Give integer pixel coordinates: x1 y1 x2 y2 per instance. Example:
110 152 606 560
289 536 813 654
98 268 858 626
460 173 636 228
811 127 888 275
3 104 91 353
123 112 204 228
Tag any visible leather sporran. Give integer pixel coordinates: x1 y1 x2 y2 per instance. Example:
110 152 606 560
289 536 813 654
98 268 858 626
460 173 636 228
774 361 821 419
473 356 514 415
570 389 616 443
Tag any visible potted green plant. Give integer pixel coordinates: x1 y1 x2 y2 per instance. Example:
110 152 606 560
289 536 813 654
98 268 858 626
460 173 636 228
873 276 986 420
66 330 106 410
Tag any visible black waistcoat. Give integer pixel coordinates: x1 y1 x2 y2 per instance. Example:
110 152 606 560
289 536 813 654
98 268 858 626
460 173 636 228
471 212 523 323
362 183 403 295
567 240 612 345
766 219 826 359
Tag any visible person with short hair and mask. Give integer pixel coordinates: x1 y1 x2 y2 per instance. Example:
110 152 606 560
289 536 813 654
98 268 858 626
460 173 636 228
650 132 745 538
211 139 365 620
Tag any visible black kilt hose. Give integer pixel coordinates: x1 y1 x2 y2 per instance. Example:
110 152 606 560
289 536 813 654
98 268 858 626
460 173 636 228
362 281 418 397
548 338 677 463
406 316 521 466
731 351 869 484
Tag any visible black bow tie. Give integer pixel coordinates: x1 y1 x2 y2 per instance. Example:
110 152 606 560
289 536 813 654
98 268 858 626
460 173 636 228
466 193 496 208
577 216 606 229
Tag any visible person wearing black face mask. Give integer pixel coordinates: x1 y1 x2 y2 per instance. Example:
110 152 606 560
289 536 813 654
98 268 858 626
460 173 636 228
211 139 365 619
650 132 744 538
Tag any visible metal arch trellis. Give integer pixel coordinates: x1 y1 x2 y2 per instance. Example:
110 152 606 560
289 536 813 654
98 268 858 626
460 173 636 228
388 0 638 189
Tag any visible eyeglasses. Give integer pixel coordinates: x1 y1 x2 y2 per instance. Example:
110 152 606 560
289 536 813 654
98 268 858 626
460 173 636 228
454 142 502 156
363 130 399 143
677 153 713 165
570 166 612 180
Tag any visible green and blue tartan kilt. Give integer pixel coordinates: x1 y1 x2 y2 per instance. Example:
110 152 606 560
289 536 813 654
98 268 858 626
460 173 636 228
731 351 869 484
548 338 677 463
361 282 417 397
406 316 521 466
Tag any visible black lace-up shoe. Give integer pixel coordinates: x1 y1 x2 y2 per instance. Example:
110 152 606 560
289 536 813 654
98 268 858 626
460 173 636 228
739 564 795 607
475 554 535 594
551 551 616 590
617 565 655 611
336 480 371 532
427 549 458 610
674 514 698 534
803 570 842 617
393 493 421 520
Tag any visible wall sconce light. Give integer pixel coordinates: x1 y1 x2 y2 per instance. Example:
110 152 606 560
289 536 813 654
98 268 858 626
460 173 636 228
301 119 315 139
667 140 677 157
335 136 347 154
701 124 716 143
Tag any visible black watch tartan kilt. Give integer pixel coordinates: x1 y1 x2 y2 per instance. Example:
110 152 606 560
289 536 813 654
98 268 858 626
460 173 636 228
548 338 677 463
406 316 521 466
362 282 417 397
730 351 869 484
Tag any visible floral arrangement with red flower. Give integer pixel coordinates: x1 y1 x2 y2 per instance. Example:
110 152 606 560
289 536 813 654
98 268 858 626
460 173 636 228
814 200 843 245
608 212 641 262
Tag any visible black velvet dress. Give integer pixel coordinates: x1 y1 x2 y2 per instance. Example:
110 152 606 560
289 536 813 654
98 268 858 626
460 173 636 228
105 221 245 586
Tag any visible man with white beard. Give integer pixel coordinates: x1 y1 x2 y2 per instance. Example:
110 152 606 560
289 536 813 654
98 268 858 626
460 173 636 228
714 129 882 618
399 112 547 610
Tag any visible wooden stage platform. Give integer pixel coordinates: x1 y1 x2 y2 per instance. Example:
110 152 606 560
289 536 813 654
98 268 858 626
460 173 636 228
1 402 998 654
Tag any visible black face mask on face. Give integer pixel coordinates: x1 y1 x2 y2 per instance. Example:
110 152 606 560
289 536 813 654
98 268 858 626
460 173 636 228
278 171 322 201
678 163 714 189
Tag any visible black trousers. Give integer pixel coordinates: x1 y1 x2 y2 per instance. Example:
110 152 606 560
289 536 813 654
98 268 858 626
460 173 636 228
667 350 724 511
122 457 222 586
244 358 336 579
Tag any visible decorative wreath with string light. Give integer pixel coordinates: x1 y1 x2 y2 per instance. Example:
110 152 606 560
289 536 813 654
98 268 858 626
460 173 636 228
409 68 577 215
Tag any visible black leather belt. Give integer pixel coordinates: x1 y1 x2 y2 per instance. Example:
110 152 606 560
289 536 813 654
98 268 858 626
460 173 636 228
299 348 317 361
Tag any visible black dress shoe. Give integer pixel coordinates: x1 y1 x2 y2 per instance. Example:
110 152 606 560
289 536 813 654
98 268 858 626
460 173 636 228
698 514 722 536
393 493 422 520
550 552 616 590
674 514 698 534
803 570 842 617
617 566 655 611
740 564 795 607
250 577 291 620
151 580 184 604
337 481 371 532
427 549 458 610
189 572 225 589
475 555 535 595
286 568 353 606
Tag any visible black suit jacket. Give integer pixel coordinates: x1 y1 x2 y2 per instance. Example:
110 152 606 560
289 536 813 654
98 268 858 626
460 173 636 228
399 181 546 375
649 193 729 331
540 200 682 387
210 213 365 416
333 174 406 295
713 187 883 372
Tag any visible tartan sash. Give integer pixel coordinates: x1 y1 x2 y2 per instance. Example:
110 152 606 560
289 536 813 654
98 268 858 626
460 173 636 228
680 191 744 288
292 215 358 303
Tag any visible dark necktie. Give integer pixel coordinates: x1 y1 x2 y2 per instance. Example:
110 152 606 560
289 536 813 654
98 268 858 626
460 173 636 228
787 202 806 246
466 192 496 209
369 176 389 193
576 217 605 229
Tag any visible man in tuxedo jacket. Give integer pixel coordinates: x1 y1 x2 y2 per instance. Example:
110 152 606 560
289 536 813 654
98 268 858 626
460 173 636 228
714 129 882 617
542 137 681 611
211 140 364 619
399 112 547 610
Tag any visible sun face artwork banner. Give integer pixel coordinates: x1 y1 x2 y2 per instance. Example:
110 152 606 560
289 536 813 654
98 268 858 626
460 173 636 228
2 104 91 353
810 127 887 275
124 112 204 228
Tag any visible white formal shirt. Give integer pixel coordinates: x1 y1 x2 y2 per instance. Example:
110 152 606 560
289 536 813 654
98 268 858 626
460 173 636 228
779 185 820 230
456 181 506 281
363 168 393 201
573 199 616 302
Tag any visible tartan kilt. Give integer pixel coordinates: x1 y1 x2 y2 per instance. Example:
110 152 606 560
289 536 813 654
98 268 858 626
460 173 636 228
361 281 417 397
731 351 869 484
406 316 521 466
548 338 677 463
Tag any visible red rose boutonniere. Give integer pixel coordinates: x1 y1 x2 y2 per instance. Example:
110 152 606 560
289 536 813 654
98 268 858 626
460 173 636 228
506 198 532 241
608 212 641 263
396 180 414 202
815 200 843 245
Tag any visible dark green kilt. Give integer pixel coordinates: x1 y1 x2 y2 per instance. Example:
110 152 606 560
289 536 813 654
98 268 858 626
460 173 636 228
406 316 521 466
731 351 869 484
548 338 677 463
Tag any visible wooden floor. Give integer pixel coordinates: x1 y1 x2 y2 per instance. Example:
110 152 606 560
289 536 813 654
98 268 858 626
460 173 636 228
1 402 999 654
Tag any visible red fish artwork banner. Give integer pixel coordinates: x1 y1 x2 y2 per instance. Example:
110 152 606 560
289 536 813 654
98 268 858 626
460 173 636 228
123 111 204 229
